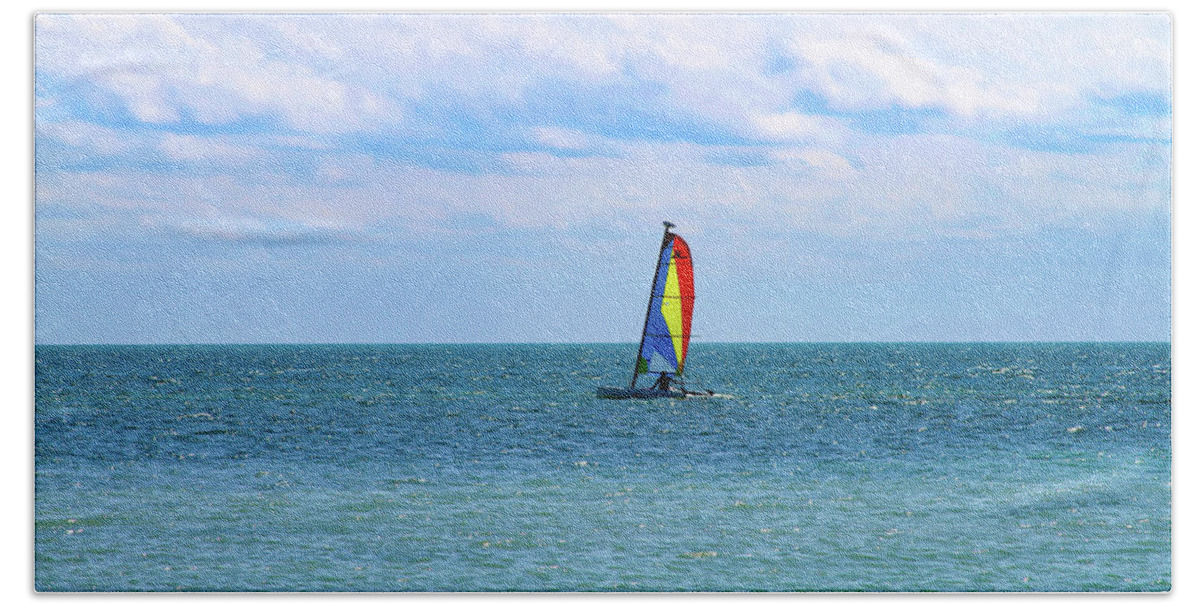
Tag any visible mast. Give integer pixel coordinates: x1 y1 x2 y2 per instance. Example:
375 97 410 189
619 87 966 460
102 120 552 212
631 221 676 388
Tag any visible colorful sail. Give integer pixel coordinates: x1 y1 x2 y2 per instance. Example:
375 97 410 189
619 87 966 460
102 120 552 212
635 231 694 381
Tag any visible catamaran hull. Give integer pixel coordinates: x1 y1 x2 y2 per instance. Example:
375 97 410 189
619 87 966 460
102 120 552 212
596 386 707 399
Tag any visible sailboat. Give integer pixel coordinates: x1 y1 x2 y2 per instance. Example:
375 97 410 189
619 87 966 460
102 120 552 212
597 222 713 399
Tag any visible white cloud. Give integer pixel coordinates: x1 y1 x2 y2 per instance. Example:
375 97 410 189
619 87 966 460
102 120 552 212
33 13 1170 246
501 151 565 175
530 126 590 150
36 13 1170 141
789 21 1037 118
37 14 400 134
159 133 259 163
772 148 857 177
750 112 843 143
774 14 1169 123
175 214 356 244
35 123 1170 258
37 121 134 155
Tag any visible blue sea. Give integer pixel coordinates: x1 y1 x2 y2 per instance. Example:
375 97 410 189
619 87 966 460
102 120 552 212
34 343 1170 592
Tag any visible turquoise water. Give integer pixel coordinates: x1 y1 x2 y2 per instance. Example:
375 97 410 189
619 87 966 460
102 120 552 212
34 343 1170 591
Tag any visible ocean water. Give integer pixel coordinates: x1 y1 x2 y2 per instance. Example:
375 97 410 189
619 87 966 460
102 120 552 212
35 343 1170 592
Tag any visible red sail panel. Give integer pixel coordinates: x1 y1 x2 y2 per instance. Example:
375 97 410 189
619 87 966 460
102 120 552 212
672 235 694 368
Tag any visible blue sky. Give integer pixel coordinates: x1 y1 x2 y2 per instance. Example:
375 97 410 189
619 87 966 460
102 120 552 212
33 13 1171 344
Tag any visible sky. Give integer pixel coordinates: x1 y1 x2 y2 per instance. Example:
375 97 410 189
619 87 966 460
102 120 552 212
32 12 1171 344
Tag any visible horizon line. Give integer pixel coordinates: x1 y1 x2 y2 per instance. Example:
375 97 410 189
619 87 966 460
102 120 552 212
33 339 1172 347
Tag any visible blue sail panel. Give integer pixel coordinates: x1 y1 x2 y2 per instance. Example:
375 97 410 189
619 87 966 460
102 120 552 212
638 240 679 376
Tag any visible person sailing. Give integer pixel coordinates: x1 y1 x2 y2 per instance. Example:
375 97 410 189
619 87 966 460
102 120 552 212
653 372 673 392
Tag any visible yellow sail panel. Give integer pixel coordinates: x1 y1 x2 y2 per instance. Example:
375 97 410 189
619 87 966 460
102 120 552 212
660 253 685 373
